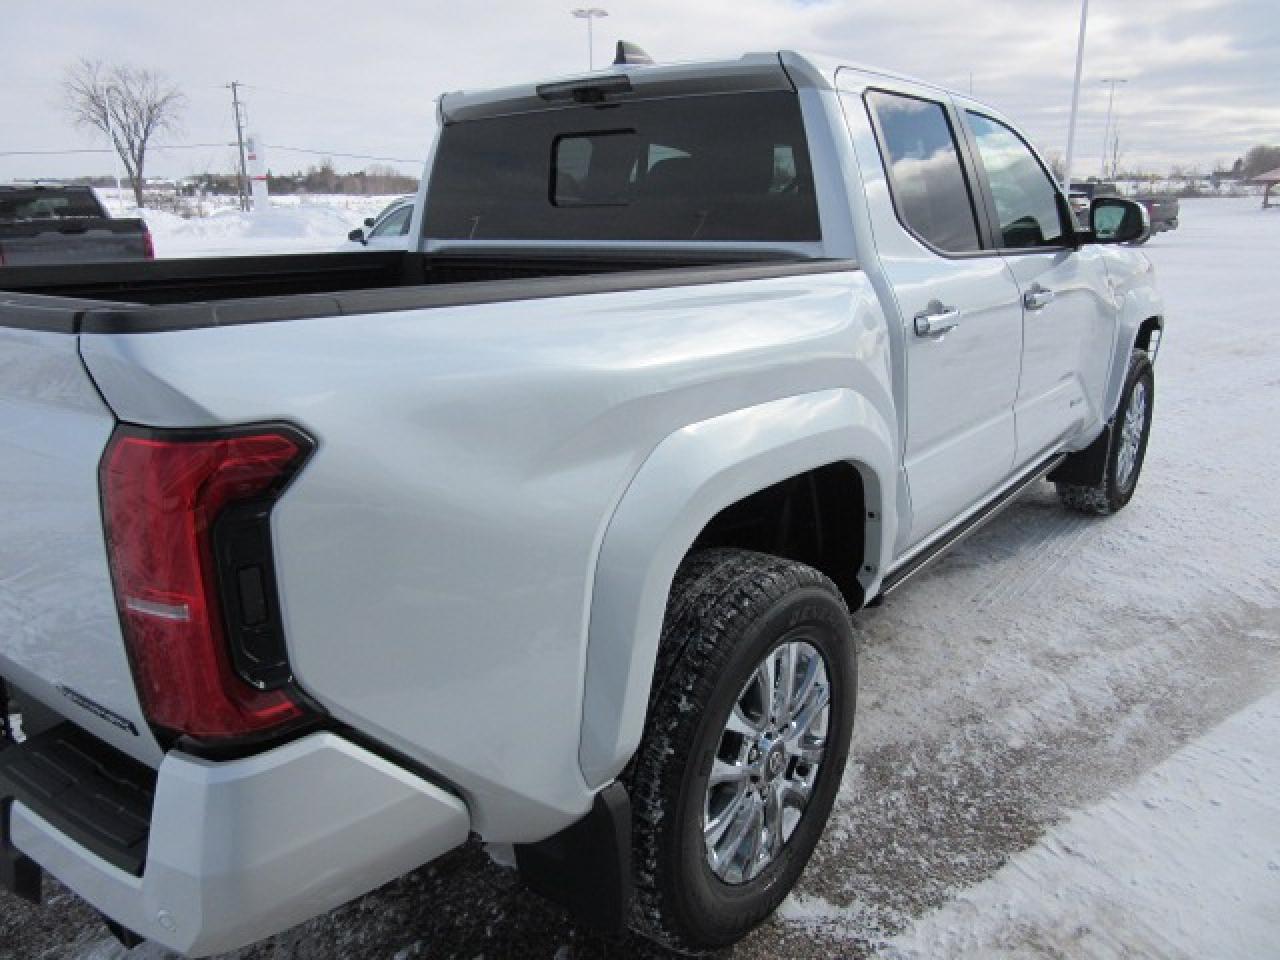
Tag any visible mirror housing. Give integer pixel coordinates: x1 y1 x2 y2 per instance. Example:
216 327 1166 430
1089 197 1150 245
348 228 366 244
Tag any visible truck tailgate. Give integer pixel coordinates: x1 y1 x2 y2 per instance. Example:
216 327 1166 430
0 304 163 766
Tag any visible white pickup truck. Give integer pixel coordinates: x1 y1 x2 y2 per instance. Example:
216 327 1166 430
0 49 1162 956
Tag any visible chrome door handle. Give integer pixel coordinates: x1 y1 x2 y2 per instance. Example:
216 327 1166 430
1024 284 1056 310
914 305 961 338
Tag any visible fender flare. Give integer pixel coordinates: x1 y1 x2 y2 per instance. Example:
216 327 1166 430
578 388 896 787
1104 283 1163 421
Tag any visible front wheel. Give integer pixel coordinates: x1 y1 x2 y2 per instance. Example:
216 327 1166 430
627 549 857 952
1058 349 1154 515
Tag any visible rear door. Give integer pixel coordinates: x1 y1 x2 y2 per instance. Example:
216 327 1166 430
958 108 1115 467
854 87 1024 546
0 302 163 765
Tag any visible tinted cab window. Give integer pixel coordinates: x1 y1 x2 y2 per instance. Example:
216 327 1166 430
425 92 819 243
865 90 981 253
966 112 1068 248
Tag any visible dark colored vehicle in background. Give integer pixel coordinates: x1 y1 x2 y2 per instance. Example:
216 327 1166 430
1137 193 1179 235
1069 180 1178 240
0 186 153 265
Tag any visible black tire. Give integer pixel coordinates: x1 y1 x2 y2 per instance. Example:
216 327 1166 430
1057 349 1154 515
626 548 857 953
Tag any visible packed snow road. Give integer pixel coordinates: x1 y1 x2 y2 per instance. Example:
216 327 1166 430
1 198 1276 960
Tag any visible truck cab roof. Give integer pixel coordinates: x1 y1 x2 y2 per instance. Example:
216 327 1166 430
438 50 981 124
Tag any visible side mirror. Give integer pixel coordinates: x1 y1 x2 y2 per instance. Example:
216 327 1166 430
363 217 376 227
1089 197 1150 245
348 228 367 244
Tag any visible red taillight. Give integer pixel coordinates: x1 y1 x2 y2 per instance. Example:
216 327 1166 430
100 425 313 742
142 227 155 260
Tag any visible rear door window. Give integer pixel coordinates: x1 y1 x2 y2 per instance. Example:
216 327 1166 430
425 91 819 242
865 90 982 253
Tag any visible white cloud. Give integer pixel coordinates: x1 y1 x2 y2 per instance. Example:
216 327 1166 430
1 0 1275 181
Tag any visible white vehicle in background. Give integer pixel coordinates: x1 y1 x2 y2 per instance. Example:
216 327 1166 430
346 195 414 248
0 47 1162 957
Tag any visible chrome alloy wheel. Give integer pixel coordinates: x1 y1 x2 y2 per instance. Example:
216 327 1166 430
1116 380 1148 491
703 639 830 884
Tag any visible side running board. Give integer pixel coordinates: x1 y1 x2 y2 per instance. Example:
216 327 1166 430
876 453 1066 600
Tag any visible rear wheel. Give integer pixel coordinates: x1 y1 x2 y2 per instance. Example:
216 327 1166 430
627 549 857 952
1058 349 1154 515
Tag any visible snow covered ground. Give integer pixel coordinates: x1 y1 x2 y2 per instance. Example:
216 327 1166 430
97 188 401 258
1 198 1277 960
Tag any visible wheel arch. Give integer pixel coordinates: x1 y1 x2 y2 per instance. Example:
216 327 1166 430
579 388 895 787
1104 276 1163 421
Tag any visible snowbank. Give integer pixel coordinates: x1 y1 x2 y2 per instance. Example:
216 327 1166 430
140 204 364 258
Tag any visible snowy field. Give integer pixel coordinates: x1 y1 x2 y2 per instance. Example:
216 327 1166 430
98 189 401 258
1 198 1277 960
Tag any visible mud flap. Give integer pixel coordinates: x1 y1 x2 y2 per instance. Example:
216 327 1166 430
1048 421 1112 487
515 781 632 933
1 799 43 904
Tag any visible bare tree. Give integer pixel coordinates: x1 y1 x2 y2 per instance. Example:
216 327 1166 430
63 59 186 209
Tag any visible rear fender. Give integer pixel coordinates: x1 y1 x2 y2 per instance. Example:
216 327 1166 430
578 388 895 787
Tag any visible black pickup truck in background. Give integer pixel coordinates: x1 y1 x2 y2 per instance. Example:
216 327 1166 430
0 185 153 265
1069 180 1179 240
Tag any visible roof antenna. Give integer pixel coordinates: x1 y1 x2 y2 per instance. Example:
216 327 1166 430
614 41 654 66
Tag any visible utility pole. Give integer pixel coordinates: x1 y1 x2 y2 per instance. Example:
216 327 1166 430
1063 0 1089 189
571 8 608 70
227 81 250 212
1099 78 1127 180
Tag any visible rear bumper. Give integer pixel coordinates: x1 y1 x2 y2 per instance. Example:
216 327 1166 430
4 731 469 956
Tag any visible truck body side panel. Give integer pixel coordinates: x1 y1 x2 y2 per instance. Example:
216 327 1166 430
78 268 882 840
0 324 163 765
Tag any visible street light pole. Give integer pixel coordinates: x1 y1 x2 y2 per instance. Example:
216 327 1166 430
571 8 608 70
1062 0 1089 189
1099 78 1127 179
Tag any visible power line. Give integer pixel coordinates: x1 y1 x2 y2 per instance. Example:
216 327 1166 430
2 143 418 164
262 145 420 164
0 144 232 156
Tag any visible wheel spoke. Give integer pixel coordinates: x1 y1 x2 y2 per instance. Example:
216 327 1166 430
755 653 777 724
709 757 751 787
763 785 785 857
716 793 760 875
726 702 764 737
705 784 752 852
740 799 766 880
786 682 830 743
786 652 820 725
777 643 798 722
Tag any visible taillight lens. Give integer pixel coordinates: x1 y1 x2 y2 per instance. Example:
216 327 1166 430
142 227 155 260
100 424 314 742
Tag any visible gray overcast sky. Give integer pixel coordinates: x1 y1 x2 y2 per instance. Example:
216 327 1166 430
2 0 1277 182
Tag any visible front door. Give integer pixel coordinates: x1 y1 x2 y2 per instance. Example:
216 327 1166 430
961 110 1115 467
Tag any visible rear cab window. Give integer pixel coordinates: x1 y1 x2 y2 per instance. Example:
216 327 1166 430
425 92 820 243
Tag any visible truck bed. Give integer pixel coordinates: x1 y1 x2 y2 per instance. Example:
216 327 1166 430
0 249 847 333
